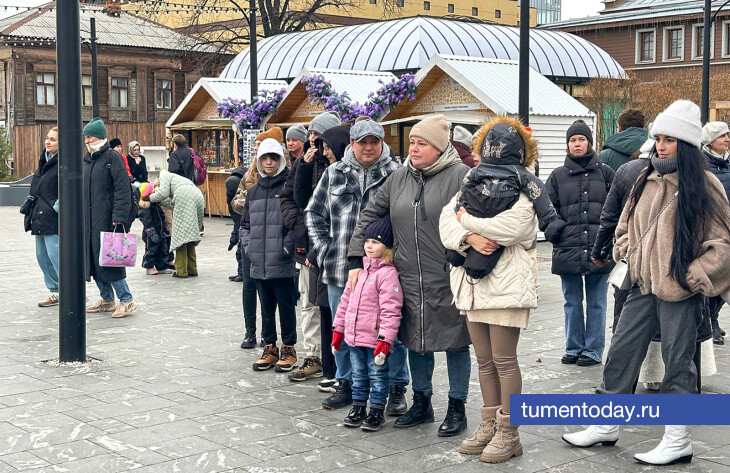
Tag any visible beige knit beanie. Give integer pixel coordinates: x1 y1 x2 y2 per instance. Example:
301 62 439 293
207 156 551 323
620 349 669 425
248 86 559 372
410 114 451 152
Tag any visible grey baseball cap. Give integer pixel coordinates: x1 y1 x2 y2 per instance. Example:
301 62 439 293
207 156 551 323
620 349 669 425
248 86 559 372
350 119 384 142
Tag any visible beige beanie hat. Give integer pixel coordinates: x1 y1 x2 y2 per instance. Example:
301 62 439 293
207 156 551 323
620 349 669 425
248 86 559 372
410 114 451 152
702 121 730 146
649 100 702 148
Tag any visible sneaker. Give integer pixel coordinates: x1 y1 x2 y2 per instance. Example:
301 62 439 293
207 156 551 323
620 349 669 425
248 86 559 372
577 355 600 367
275 345 297 372
38 293 59 307
289 356 323 382
561 354 579 364
146 268 159 275
322 380 352 410
253 344 279 371
112 301 138 318
318 378 337 393
240 336 257 349
159 268 174 274
86 299 117 313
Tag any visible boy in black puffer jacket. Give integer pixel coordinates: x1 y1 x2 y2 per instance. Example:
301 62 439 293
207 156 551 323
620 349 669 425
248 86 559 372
242 138 298 374
445 118 557 280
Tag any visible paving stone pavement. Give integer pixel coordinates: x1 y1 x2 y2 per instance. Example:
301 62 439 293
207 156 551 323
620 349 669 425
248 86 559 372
1 206 729 472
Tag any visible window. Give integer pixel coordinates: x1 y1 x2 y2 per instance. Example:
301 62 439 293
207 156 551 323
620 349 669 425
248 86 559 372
472 7 478 16
664 26 684 62
156 78 172 109
448 3 454 13
635 28 656 64
423 1 430 10
36 72 55 106
82 75 92 107
723 21 730 57
495 9 501 18
692 23 714 60
369 0 376 4
186 81 196 93
396 0 403 7
110 77 128 108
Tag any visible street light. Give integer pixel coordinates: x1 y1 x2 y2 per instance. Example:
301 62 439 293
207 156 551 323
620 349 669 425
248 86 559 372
701 0 730 124
518 0 530 126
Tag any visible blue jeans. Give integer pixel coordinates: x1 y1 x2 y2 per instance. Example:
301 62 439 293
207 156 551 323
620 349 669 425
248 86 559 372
329 284 410 387
350 346 389 408
409 347 471 402
96 279 133 303
561 273 609 362
35 234 59 292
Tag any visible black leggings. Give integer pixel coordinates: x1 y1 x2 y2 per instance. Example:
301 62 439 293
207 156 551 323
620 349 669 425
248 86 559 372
320 306 336 379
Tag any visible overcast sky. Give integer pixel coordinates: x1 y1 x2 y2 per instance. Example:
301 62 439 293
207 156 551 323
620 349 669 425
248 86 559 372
562 0 605 19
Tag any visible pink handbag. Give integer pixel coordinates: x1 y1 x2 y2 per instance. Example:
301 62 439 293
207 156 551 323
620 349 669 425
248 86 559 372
99 226 138 267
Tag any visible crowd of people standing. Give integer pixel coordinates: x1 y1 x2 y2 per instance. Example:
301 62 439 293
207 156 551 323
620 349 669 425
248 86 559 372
25 101 730 466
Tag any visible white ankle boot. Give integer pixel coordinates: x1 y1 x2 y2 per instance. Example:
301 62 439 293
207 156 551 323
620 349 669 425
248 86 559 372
634 425 692 465
562 425 619 448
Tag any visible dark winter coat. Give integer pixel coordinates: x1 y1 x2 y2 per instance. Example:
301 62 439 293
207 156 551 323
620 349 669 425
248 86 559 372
127 155 148 183
452 140 476 168
599 127 648 171
703 149 730 202
280 157 310 265
83 143 133 283
168 146 195 182
592 158 649 261
546 152 615 276
241 167 296 280
226 166 246 241
348 146 471 353
27 150 58 235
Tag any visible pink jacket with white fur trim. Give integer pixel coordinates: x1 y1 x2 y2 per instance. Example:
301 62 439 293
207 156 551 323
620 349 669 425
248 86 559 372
333 256 403 349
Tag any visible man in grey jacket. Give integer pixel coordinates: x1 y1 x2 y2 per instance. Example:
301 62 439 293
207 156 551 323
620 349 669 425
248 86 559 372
305 119 410 413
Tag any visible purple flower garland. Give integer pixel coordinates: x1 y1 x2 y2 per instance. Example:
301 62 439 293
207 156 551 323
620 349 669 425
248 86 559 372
217 88 287 131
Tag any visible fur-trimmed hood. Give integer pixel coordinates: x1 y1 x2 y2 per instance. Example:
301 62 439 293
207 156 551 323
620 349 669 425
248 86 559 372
472 116 538 169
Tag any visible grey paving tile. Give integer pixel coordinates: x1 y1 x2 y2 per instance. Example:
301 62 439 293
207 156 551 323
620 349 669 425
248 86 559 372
28 439 108 464
247 445 375 473
0 452 49 471
36 452 143 473
133 448 258 473
363 442 470 473
151 436 228 459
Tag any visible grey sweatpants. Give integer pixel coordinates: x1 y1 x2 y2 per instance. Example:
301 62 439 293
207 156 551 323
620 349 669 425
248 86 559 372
598 288 703 395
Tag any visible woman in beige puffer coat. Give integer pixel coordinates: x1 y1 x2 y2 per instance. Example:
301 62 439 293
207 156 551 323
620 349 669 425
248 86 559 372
440 116 539 465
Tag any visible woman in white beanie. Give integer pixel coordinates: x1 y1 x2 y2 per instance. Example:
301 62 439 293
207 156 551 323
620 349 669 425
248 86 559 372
702 121 730 344
563 100 730 466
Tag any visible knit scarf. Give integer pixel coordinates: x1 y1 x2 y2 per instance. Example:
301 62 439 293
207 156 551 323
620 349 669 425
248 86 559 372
86 139 107 155
651 155 678 175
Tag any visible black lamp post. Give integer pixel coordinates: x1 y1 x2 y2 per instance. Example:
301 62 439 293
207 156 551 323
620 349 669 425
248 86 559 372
249 0 257 102
702 0 730 124
56 0 86 362
518 0 530 126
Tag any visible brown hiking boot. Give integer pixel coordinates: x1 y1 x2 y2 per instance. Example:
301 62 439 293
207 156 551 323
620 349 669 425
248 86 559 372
480 409 523 463
112 301 138 318
460 406 499 455
38 293 59 307
288 356 323 382
253 344 279 371
86 299 117 313
275 345 297 372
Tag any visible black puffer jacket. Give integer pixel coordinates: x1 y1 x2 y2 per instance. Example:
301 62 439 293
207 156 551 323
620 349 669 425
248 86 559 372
241 166 296 280
168 146 195 182
592 158 649 261
27 150 58 235
546 152 615 275
703 149 730 202
83 144 133 283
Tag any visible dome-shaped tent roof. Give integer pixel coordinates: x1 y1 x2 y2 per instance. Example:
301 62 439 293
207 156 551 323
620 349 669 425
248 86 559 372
221 16 624 82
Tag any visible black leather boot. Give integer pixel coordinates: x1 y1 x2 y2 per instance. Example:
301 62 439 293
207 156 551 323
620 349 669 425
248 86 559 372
322 380 352 410
385 384 408 416
712 316 725 345
393 391 434 428
438 396 467 437
343 405 367 427
361 407 386 431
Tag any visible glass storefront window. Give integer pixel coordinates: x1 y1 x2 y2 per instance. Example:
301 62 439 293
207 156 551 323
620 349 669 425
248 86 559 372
191 130 234 168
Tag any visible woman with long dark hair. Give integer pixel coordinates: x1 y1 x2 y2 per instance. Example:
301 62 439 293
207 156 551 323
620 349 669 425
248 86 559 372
563 100 730 466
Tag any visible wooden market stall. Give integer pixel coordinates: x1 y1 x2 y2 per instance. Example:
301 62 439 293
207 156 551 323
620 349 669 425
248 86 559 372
166 77 286 216
379 54 597 180
264 67 397 131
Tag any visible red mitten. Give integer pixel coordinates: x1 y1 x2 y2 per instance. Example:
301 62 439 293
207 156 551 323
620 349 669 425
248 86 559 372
374 341 391 365
332 331 344 354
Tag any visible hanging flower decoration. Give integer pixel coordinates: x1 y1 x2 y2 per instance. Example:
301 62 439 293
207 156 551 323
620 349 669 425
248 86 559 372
217 88 287 132
302 73 417 123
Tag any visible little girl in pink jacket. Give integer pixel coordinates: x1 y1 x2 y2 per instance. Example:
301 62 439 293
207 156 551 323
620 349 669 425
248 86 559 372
332 216 403 432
